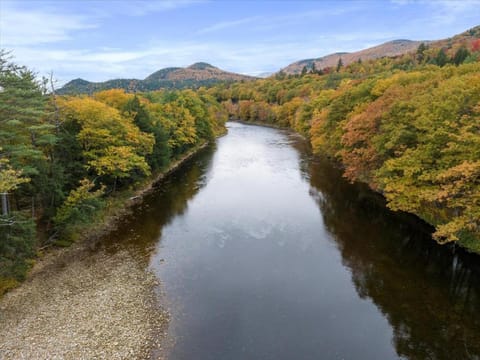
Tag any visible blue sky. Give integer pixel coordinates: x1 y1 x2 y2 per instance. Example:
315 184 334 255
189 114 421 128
1 0 479 85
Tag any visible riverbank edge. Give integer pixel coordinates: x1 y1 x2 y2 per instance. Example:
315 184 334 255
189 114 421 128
235 119 479 255
0 138 218 359
0 139 214 297
231 118 290 131
75 140 213 246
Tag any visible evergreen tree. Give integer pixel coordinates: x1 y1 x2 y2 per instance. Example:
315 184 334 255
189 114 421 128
434 49 449 67
124 95 171 171
0 52 41 288
416 43 428 63
336 58 343 72
452 47 470 65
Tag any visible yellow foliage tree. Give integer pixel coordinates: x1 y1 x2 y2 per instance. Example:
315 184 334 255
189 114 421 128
93 89 133 110
59 97 154 188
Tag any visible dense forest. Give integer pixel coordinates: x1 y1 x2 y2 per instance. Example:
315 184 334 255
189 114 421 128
207 27 480 252
58 62 256 95
1 26 479 293
0 51 227 292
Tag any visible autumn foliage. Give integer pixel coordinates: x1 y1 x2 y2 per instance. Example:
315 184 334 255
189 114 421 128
211 43 480 251
0 51 227 287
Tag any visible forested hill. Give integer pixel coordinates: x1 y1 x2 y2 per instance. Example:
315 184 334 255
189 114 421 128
281 39 423 75
58 62 256 94
280 26 480 75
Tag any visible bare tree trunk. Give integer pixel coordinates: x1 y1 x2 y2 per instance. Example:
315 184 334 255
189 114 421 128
49 71 61 134
1 192 9 216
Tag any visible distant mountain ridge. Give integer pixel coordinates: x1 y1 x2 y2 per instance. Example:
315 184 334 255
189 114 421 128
58 62 256 94
280 39 425 74
281 25 480 75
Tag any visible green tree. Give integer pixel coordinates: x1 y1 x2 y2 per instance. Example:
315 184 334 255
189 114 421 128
434 49 448 67
123 95 170 171
0 152 30 215
452 47 470 65
416 43 428 63
336 58 344 72
53 178 105 242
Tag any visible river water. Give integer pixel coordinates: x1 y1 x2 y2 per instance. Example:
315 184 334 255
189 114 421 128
103 122 480 359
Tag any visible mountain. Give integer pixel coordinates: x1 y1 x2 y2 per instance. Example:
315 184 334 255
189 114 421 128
280 39 425 75
58 62 256 94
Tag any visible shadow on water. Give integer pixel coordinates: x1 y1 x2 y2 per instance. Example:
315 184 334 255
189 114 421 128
97 144 217 259
305 154 480 359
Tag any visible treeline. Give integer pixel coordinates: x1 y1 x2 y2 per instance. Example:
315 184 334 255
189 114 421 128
58 77 244 96
0 52 227 291
209 34 480 252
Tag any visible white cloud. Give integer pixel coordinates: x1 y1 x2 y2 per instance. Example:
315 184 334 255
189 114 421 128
0 1 97 46
8 25 419 86
390 0 480 27
3 0 477 86
197 16 261 35
429 0 480 26
195 7 360 36
0 0 206 48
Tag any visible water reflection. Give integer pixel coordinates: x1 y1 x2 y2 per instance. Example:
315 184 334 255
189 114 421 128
306 156 480 359
97 122 480 359
152 123 396 359
99 145 216 257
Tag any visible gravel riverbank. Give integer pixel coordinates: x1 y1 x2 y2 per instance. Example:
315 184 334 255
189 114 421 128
0 142 217 359
0 243 169 359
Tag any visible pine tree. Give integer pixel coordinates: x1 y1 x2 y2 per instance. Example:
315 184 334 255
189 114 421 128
336 58 343 72
453 47 470 66
416 43 428 63
434 49 448 67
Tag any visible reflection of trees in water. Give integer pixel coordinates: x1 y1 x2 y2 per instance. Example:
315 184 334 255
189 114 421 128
307 156 480 359
99 145 216 257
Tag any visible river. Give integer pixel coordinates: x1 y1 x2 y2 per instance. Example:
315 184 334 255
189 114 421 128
102 122 480 359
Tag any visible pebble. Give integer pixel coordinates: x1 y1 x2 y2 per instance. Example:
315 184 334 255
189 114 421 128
0 247 169 359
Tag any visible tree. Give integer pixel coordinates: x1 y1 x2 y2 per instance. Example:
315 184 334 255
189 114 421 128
416 43 428 63
452 47 470 65
59 97 154 190
471 39 480 53
0 52 40 287
148 100 197 156
53 178 105 242
0 152 30 215
275 71 286 80
123 95 170 171
301 66 308 76
434 49 448 67
336 58 343 72
94 88 133 110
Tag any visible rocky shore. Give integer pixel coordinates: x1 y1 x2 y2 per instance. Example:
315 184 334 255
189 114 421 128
0 141 217 359
0 243 169 359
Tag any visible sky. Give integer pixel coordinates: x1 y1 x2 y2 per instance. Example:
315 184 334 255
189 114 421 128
1 0 479 85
